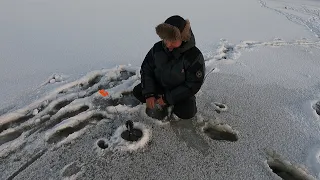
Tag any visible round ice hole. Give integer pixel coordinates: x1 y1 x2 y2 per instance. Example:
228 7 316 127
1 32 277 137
97 140 108 149
121 129 143 142
120 120 143 142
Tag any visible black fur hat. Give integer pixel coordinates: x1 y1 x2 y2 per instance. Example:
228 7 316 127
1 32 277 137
155 15 191 41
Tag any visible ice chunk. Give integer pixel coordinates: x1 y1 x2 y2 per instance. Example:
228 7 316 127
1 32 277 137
33 109 39 115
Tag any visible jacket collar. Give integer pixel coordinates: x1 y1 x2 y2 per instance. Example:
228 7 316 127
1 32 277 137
162 29 196 59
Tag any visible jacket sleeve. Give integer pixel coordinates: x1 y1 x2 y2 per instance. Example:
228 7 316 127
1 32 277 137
164 53 205 105
140 48 156 98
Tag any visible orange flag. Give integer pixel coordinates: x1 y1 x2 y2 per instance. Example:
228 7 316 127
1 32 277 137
99 89 109 97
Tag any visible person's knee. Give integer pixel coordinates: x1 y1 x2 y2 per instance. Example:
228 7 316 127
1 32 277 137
173 97 197 119
132 84 140 98
174 109 197 119
132 84 145 103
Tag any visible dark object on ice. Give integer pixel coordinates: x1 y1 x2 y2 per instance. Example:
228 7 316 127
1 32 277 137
214 103 226 114
203 126 238 142
121 120 143 142
313 101 320 116
215 103 225 109
145 104 168 120
97 139 108 149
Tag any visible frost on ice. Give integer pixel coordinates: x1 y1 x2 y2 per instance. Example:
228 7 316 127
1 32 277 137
0 65 141 160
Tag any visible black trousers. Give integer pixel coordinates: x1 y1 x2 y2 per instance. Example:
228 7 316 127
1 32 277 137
133 83 197 119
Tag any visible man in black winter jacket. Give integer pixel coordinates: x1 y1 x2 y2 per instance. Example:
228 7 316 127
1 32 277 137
133 15 205 120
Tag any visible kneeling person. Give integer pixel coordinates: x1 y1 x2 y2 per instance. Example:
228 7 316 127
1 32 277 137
133 15 205 120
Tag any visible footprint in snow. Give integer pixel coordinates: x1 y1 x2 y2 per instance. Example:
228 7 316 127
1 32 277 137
61 161 83 179
211 102 228 114
312 101 320 116
202 122 238 142
266 150 316 180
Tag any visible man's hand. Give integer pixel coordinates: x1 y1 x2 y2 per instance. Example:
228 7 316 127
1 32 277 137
146 97 156 109
156 95 166 106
